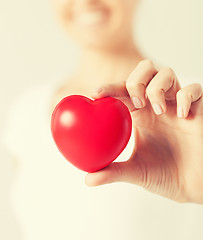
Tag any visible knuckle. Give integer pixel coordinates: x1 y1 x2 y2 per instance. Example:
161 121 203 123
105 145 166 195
161 67 174 77
146 86 162 96
198 83 202 90
138 59 155 71
176 90 184 98
126 79 135 91
194 83 202 91
139 59 154 67
177 89 189 99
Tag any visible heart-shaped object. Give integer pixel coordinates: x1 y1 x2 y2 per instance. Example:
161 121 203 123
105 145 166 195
51 95 132 172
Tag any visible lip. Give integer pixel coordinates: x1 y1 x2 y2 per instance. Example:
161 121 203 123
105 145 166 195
72 9 109 28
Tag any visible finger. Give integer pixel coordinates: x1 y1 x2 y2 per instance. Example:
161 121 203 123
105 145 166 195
90 81 136 112
146 68 180 115
176 83 203 118
90 81 127 99
85 160 139 187
126 59 158 109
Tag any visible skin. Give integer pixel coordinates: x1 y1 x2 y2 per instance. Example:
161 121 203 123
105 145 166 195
87 61 203 204
51 0 203 204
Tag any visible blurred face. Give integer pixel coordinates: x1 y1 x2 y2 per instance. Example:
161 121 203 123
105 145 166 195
52 0 137 50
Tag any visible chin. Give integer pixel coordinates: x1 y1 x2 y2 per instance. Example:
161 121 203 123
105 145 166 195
69 26 124 51
77 35 117 50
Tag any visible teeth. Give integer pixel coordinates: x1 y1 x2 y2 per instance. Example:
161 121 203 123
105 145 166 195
75 12 106 26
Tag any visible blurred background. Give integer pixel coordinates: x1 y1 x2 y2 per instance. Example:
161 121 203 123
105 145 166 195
0 0 203 239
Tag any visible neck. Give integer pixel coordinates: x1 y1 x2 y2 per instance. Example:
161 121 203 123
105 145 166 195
74 41 143 88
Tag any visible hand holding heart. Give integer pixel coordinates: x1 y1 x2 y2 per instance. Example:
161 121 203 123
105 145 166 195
86 60 203 204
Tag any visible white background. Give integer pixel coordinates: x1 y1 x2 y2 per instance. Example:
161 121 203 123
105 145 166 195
0 0 203 239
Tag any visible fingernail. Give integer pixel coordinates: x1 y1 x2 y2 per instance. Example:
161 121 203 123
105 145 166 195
177 106 184 118
132 97 143 108
152 103 163 115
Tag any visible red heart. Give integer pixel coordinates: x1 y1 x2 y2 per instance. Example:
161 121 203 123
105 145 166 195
51 95 132 172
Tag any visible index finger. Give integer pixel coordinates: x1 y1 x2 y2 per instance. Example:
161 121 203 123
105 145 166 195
91 81 136 112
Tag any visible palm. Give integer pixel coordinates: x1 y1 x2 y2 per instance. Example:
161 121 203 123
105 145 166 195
129 99 203 202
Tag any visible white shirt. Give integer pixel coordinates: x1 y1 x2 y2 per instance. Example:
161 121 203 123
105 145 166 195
2 81 203 240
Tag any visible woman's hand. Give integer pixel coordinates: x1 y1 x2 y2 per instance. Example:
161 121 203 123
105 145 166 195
85 60 203 204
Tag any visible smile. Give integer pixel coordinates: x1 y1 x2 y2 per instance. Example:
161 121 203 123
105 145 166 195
73 10 109 27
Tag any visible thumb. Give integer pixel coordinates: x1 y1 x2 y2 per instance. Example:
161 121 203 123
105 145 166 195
85 160 141 187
